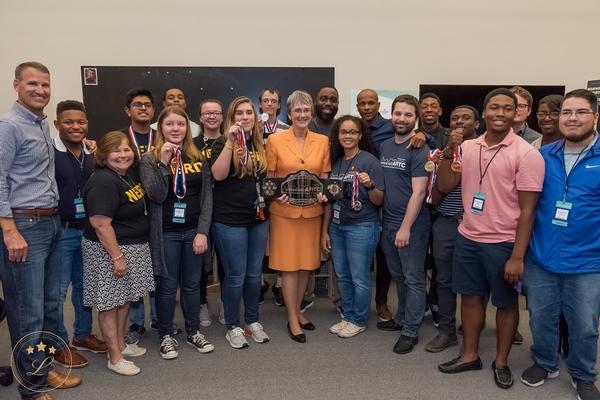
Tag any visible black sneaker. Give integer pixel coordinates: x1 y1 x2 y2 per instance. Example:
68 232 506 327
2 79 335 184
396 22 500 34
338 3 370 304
393 335 418 354
272 285 285 307
125 323 145 345
149 321 182 336
492 361 514 389
376 320 402 331
521 363 559 387
572 378 600 400
159 335 178 360
187 331 215 353
300 299 314 313
259 281 270 305
432 310 440 328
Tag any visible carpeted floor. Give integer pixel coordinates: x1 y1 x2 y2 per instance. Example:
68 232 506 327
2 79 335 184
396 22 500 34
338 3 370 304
0 276 594 400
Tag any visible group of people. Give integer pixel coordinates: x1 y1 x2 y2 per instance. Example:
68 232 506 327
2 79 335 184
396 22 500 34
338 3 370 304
0 61 599 400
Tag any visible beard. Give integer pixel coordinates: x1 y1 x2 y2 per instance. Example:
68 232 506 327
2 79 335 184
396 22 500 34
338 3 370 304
394 121 416 136
564 127 595 143
316 105 338 122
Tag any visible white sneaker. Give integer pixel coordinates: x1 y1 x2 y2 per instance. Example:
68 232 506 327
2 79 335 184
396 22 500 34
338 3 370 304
187 331 215 353
199 303 212 327
337 321 366 338
218 301 225 325
247 322 270 343
329 320 348 334
107 358 140 376
122 343 146 357
226 327 249 349
159 335 178 360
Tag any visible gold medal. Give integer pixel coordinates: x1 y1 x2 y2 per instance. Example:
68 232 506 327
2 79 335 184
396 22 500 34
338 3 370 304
424 160 435 173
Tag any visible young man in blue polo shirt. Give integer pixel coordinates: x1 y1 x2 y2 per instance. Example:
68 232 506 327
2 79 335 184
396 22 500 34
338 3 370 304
522 89 600 400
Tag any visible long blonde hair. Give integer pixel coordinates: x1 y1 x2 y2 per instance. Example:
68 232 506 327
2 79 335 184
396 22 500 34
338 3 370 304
152 106 202 162
223 96 267 178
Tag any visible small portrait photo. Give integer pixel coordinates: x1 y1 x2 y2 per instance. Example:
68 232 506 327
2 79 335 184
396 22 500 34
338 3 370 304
83 67 97 86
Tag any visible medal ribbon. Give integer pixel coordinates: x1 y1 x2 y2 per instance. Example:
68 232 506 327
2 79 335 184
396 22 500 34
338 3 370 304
351 170 360 210
426 149 441 204
265 120 277 134
454 144 463 162
237 127 249 165
129 126 153 158
172 147 187 200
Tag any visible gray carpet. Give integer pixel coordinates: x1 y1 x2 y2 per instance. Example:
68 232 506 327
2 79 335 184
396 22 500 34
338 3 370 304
0 277 594 400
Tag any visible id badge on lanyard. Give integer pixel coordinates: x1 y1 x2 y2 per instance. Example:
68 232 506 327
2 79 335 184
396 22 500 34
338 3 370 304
471 192 485 215
173 202 187 224
552 200 572 227
74 197 86 219
332 202 341 225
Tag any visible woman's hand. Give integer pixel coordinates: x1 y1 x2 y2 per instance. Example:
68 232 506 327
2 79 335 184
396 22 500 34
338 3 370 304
316 193 328 203
226 122 241 145
193 233 208 255
321 230 331 253
159 142 177 165
277 193 289 204
113 257 128 278
356 172 374 188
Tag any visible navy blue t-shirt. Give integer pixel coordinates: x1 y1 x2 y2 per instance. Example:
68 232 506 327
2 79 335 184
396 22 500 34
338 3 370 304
329 150 384 225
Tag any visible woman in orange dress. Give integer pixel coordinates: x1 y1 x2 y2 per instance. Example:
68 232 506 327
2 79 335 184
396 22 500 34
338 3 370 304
266 90 331 343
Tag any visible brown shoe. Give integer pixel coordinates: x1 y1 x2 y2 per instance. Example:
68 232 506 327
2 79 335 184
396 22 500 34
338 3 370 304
376 304 393 322
47 369 82 389
53 346 88 368
72 334 108 353
33 394 54 400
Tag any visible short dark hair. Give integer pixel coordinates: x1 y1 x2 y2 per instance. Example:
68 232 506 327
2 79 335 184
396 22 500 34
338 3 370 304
56 100 86 117
329 115 374 161
198 98 223 113
538 94 564 113
391 94 421 117
315 86 339 100
124 87 154 107
483 88 518 109
162 87 184 102
419 92 442 105
259 88 281 103
451 104 480 120
563 89 598 112
15 61 50 79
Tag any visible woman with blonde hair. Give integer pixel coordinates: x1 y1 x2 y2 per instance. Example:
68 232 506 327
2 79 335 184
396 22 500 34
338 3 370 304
140 106 214 359
210 96 270 349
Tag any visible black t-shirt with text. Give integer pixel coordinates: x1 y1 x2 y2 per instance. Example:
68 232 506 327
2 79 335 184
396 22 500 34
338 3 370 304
162 154 205 231
211 136 268 226
193 135 219 161
83 168 150 244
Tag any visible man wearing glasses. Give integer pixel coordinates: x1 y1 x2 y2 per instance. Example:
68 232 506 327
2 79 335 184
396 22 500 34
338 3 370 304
120 87 158 343
151 88 201 138
510 86 542 144
522 89 600 400
121 87 156 156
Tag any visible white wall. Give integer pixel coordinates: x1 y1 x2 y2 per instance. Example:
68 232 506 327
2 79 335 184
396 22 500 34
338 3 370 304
1 0 599 125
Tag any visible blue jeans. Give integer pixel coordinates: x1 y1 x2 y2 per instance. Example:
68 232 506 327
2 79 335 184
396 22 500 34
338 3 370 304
156 228 203 337
129 290 157 326
55 226 92 343
525 261 600 382
0 215 61 399
329 222 380 327
212 221 268 329
381 226 429 338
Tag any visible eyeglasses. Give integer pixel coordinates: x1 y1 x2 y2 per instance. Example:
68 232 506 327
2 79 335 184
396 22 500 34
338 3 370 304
516 104 529 110
339 129 361 136
130 102 153 110
291 107 312 115
559 109 595 118
201 111 223 117
535 111 560 120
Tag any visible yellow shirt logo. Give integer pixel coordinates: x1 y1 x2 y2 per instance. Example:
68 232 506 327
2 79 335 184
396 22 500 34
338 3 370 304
125 183 145 203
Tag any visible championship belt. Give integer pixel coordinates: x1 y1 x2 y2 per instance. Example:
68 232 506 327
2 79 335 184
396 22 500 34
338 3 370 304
261 170 344 206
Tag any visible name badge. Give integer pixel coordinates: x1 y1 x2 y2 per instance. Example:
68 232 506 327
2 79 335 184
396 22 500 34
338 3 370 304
552 200 572 227
74 197 86 219
332 202 341 225
471 192 485 215
173 202 187 224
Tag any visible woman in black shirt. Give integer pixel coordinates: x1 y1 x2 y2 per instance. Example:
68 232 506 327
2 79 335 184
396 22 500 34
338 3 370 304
140 106 214 359
82 131 154 376
210 96 270 349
